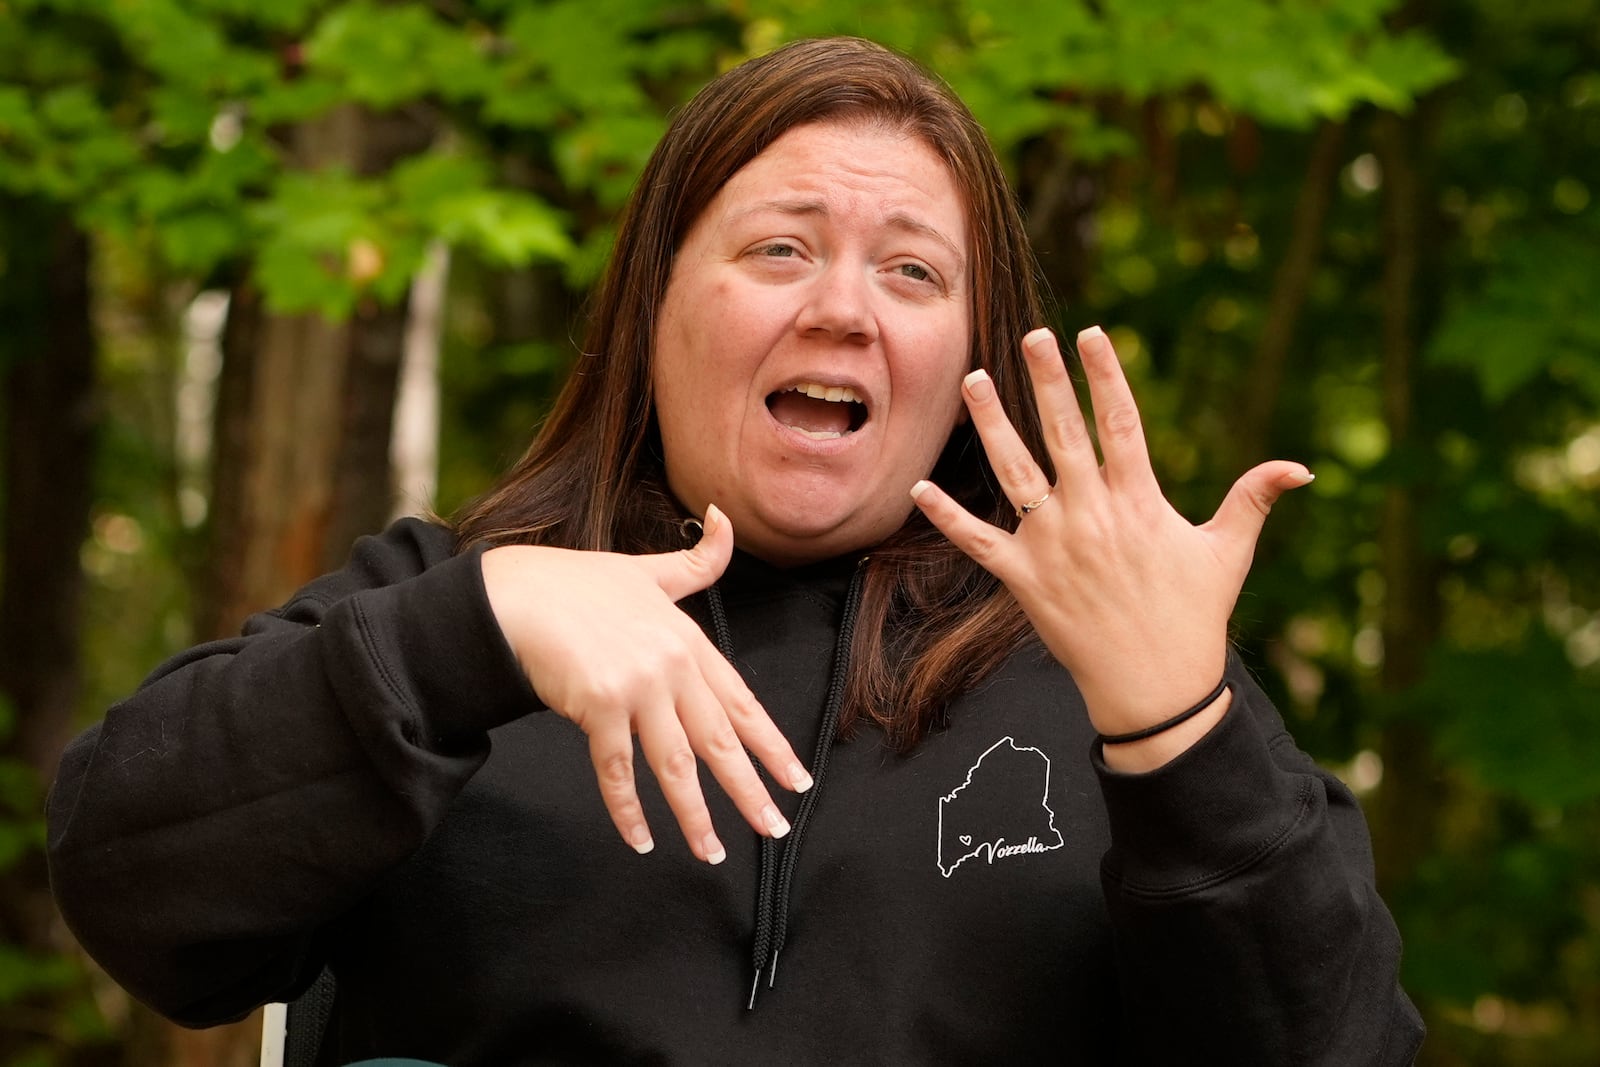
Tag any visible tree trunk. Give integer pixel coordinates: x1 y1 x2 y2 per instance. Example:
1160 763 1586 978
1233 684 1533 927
1369 109 1445 896
1018 133 1099 310
0 202 97 783
0 201 99 1059
198 104 436 638
391 242 449 521
159 104 436 1067
1235 120 1346 469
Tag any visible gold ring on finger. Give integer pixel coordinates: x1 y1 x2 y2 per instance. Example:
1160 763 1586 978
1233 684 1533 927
1017 492 1051 518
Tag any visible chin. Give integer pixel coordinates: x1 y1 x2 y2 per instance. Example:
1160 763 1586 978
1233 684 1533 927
747 504 906 563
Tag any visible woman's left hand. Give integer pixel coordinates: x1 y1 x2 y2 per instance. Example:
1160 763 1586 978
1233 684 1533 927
910 325 1313 771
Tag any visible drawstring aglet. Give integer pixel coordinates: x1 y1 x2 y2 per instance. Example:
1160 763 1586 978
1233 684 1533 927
746 947 782 1010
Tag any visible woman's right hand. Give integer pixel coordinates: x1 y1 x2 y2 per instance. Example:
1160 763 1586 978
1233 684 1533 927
480 504 811 864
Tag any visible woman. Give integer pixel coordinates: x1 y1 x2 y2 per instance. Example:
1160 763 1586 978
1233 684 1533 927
48 37 1422 1064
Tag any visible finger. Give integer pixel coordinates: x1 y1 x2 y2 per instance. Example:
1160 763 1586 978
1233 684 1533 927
909 479 1019 583
1203 461 1315 563
1020 327 1100 490
674 668 794 841
960 369 1052 515
1075 326 1159 494
639 503 735 602
587 728 655 855
635 703 726 864
695 642 814 794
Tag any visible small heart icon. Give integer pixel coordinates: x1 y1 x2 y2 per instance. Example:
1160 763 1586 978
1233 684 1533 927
959 835 972 846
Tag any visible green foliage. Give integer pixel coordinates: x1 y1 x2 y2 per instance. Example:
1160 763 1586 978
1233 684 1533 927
390 154 573 267
304 1 490 109
1430 219 1600 402
0 0 675 313
1419 636 1600 808
0 0 1460 312
755 0 1458 161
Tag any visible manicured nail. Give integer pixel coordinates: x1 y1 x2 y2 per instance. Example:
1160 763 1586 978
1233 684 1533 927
762 805 792 839
963 369 994 400
703 833 727 865
1078 325 1106 344
909 480 933 503
630 828 654 855
704 503 722 534
789 763 814 792
1023 327 1055 354
1287 467 1316 487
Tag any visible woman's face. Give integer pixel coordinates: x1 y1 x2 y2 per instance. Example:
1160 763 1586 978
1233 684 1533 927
652 121 973 565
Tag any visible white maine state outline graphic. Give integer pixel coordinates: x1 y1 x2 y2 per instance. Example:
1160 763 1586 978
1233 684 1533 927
937 736 1065 877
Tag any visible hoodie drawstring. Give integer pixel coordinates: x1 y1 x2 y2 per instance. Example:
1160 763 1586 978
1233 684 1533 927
704 560 867 1011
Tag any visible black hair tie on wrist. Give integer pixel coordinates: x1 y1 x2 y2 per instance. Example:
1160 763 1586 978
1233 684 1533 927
1097 675 1230 745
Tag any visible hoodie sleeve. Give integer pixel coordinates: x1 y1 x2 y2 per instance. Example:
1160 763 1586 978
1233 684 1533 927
1092 658 1424 1065
46 518 541 1027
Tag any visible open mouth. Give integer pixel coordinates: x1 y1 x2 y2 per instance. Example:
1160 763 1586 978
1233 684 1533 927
766 383 869 440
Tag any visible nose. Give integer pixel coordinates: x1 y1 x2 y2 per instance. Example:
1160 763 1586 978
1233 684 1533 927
795 262 877 345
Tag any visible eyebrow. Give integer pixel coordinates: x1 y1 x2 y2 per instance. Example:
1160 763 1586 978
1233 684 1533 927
734 199 967 272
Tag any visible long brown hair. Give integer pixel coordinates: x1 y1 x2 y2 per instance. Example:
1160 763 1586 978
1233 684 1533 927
453 37 1053 750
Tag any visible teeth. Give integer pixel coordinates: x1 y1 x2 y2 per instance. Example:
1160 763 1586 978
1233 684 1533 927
792 383 860 404
794 428 843 440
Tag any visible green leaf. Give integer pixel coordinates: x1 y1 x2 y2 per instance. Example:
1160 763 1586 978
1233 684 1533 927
251 168 380 316
159 210 249 273
305 0 490 109
0 943 77 1003
1417 635 1600 807
1428 219 1600 402
435 188 574 266
38 85 103 132
0 86 43 143
149 86 220 144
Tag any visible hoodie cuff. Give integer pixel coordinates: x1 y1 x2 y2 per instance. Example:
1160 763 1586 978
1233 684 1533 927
332 542 542 745
1092 661 1312 893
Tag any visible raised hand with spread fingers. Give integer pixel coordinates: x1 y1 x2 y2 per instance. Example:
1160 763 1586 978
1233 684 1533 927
910 325 1314 772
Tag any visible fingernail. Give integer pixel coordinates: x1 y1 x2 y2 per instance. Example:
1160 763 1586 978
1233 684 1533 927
1023 327 1055 354
1077 325 1106 345
789 763 814 792
702 833 727 865
704 503 722 534
963 369 994 400
762 805 791 839
631 828 654 855
909 479 933 503
1288 467 1316 487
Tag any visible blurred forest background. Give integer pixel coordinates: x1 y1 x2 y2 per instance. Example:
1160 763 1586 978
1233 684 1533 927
0 0 1596 1063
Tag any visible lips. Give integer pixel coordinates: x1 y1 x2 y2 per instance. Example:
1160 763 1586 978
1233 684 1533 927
766 381 869 440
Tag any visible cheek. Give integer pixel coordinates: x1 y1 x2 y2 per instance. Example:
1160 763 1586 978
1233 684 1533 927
654 290 762 454
665 279 772 384
651 333 705 462
907 326 972 431
923 383 970 455
921 335 974 454
891 360 970 473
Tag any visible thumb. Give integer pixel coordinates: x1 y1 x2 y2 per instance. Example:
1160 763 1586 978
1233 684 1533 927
1205 461 1314 557
644 503 735 601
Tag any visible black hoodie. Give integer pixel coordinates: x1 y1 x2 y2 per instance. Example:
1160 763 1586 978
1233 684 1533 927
47 518 1423 1064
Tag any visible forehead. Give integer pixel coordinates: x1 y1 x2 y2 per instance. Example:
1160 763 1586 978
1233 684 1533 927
700 121 969 248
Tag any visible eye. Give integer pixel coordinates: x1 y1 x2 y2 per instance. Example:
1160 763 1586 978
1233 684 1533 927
756 243 797 258
897 263 933 282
